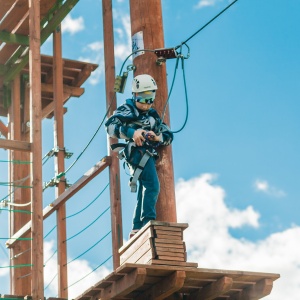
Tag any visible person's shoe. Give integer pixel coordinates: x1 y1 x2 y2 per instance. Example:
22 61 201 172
129 229 139 239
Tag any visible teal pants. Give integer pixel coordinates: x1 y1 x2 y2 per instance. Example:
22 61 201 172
132 156 160 230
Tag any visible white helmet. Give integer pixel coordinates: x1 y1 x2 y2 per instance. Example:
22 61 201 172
132 74 158 93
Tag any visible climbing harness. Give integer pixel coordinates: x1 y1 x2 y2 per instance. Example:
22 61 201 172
111 137 159 193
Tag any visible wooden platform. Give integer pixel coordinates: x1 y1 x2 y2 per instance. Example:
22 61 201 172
75 263 280 300
76 221 280 300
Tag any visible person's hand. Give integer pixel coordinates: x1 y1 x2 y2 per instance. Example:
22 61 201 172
145 131 160 142
133 129 146 146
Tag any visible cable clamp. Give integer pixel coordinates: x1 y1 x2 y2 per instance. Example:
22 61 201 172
0 200 8 208
154 47 178 65
43 175 71 190
45 147 73 159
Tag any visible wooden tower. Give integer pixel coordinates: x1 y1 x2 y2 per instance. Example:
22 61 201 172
0 0 279 299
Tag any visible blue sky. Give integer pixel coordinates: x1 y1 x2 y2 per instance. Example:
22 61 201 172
0 0 299 298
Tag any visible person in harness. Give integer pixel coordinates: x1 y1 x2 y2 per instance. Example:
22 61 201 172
105 74 173 238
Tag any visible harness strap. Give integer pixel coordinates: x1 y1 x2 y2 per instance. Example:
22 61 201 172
110 142 127 159
129 150 152 193
111 142 155 193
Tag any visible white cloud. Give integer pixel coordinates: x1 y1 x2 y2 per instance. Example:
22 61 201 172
44 240 110 299
62 14 84 35
254 179 286 198
78 42 104 86
195 0 219 9
176 174 300 299
0 261 9 277
77 13 131 85
114 14 132 61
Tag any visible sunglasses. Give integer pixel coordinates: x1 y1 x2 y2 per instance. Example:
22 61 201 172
135 90 156 104
136 98 154 104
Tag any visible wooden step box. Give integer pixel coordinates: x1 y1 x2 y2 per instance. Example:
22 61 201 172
119 221 198 268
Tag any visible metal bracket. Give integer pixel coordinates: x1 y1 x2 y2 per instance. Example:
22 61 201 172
43 176 72 190
45 147 73 159
154 48 178 65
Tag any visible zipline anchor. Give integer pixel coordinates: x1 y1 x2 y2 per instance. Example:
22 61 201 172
154 47 178 65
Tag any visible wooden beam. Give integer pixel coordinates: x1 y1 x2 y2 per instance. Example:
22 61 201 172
102 0 123 270
0 64 8 76
239 278 274 300
42 93 68 118
100 268 147 299
6 157 111 248
29 0 44 297
41 84 84 119
0 31 29 45
188 276 233 300
41 83 84 96
137 270 186 300
53 22 68 298
0 120 8 138
4 0 80 85
73 64 94 87
0 139 32 152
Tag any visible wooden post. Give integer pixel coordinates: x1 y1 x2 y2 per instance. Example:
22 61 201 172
102 0 123 269
129 0 177 222
9 76 31 295
28 0 44 298
53 23 68 297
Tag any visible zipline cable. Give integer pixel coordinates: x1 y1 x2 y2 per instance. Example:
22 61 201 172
52 94 116 180
65 231 111 265
64 206 110 242
176 0 239 47
44 273 58 291
65 183 109 219
65 255 112 290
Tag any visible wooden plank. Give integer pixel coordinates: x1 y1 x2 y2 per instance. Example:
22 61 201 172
0 120 8 138
92 272 125 289
155 238 185 245
6 157 111 247
100 268 147 299
155 234 182 241
156 246 185 253
136 271 186 300
122 239 153 264
120 227 154 263
40 88 83 119
156 250 186 259
41 83 84 96
188 276 233 300
155 242 186 250
136 248 155 264
0 138 32 152
149 259 198 268
117 263 279 282
154 225 182 232
239 278 274 300
0 0 16 20
155 229 183 236
150 221 189 230
119 223 154 254
157 255 185 262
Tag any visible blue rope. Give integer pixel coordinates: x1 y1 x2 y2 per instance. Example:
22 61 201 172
65 207 110 242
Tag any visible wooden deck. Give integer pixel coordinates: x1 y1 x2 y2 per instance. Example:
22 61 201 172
75 263 279 300
76 221 280 300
